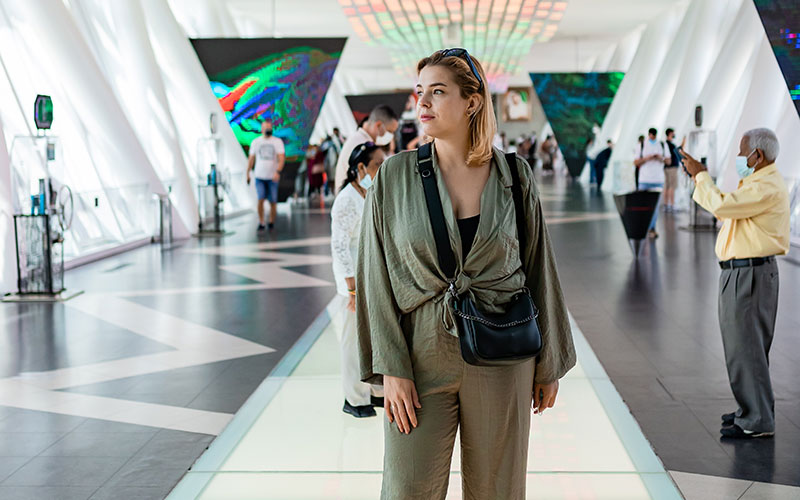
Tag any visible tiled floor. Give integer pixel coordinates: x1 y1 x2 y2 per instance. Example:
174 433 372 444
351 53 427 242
1 172 799 499
0 210 339 499
168 300 684 499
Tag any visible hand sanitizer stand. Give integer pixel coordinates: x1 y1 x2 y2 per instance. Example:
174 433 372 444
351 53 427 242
3 135 81 302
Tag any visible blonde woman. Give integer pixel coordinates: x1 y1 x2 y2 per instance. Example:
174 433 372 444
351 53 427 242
356 49 576 499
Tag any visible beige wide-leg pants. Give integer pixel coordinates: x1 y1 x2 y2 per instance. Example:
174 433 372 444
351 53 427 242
381 331 534 500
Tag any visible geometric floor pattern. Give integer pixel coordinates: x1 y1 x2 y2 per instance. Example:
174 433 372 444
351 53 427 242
0 237 336 436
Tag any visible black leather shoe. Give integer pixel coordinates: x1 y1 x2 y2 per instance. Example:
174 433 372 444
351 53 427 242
720 424 774 439
371 396 384 408
342 400 376 418
721 412 736 426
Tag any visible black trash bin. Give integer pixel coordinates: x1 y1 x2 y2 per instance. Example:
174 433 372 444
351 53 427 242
613 190 661 257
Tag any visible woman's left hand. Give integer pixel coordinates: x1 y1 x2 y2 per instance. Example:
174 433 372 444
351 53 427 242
532 380 559 416
347 294 356 313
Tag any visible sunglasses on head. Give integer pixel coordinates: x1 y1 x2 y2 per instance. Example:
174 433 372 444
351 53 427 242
439 48 484 93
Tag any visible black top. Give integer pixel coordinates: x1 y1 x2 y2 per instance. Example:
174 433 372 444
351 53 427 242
457 214 480 262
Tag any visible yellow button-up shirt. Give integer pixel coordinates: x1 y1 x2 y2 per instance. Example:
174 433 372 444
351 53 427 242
692 164 790 261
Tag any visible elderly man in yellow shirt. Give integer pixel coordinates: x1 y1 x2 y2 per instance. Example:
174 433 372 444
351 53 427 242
683 127 790 440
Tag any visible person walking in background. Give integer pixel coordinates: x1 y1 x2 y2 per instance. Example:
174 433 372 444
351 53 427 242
682 128 789 440
246 120 285 231
307 143 326 201
633 128 671 238
526 131 538 168
356 48 575 499
540 134 556 174
322 130 343 196
663 128 681 212
585 137 596 185
594 139 613 194
330 141 386 418
334 105 398 195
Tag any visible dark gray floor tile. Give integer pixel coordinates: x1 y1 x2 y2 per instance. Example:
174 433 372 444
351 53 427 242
39 432 152 458
0 486 95 500
187 389 253 414
3 456 126 487
0 457 30 482
132 430 213 463
778 401 800 429
99 391 198 407
90 485 173 500
101 464 188 489
0 432 67 457
71 419 159 434
59 378 142 397
0 306 172 378
0 411 85 433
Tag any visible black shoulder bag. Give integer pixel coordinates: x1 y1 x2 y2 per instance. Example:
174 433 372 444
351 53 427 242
417 143 543 366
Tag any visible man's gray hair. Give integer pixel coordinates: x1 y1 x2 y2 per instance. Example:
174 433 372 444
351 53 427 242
743 128 780 163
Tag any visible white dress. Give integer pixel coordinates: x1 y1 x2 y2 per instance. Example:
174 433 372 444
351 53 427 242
330 183 380 407
331 184 364 297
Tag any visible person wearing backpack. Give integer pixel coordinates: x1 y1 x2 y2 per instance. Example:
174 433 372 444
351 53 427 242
355 48 575 500
633 127 671 238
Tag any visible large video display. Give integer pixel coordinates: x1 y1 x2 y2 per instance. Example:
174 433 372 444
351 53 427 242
754 0 800 117
529 72 625 177
191 38 346 162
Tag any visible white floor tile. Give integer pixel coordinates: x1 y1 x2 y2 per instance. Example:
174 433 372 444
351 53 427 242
168 303 686 500
221 322 635 474
197 472 654 500
669 470 752 500
740 482 800 500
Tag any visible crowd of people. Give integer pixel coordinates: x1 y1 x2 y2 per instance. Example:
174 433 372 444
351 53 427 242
243 47 791 496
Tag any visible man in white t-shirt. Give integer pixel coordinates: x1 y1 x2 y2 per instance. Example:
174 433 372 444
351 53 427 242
334 105 398 195
633 127 672 238
247 120 285 231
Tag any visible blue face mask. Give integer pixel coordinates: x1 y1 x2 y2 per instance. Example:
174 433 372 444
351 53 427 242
735 150 756 179
648 138 657 144
359 173 373 190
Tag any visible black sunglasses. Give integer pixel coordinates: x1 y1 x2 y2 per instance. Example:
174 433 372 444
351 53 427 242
439 48 484 93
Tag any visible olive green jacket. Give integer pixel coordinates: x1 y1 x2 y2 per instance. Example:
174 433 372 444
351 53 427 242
355 144 576 386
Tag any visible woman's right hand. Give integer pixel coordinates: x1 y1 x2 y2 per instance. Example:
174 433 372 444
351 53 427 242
383 375 422 434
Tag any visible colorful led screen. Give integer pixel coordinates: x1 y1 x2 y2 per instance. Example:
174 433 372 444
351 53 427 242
191 38 345 162
530 72 625 177
345 93 410 127
754 0 800 117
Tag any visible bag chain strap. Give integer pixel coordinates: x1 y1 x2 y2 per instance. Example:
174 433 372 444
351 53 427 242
452 309 537 328
451 287 539 328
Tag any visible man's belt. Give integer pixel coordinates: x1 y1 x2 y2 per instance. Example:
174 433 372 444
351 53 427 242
719 256 775 269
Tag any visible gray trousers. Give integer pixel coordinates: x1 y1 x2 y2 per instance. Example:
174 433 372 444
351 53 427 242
718 260 779 433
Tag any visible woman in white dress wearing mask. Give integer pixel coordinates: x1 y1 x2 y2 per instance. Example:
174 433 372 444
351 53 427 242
330 142 386 418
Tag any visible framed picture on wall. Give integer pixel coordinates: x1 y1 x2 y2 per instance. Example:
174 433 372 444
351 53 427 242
502 88 532 122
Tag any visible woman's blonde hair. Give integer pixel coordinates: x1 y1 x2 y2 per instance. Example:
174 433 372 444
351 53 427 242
417 50 496 168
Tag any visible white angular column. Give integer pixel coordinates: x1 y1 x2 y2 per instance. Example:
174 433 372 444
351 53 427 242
103 0 198 237
141 0 252 214
0 117 15 294
599 4 686 191
9 0 169 197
